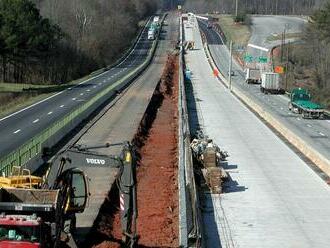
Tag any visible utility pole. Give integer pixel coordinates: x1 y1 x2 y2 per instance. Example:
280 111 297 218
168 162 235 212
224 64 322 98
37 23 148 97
229 40 233 92
235 0 238 17
285 41 290 91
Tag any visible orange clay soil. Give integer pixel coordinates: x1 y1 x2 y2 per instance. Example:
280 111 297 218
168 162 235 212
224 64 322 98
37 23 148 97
88 54 179 248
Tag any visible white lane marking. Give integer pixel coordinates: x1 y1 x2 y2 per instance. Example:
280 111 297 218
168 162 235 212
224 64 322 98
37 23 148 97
72 98 76 101
33 119 39 123
307 124 312 128
93 86 97 88
319 132 325 136
60 105 65 108
86 89 90 92
80 93 84 96
13 129 21 134
47 111 53 115
103 80 106 83
0 19 148 123
296 117 301 121
98 83 102 85
280 107 284 110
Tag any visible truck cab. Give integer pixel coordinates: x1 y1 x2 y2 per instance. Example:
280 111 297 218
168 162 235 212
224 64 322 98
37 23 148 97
0 214 45 248
0 168 89 248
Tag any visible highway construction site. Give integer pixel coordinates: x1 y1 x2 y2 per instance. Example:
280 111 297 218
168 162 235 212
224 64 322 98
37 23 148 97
0 13 184 248
1 9 330 248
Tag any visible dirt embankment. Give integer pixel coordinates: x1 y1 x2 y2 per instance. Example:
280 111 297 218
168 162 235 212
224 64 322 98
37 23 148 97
85 54 179 248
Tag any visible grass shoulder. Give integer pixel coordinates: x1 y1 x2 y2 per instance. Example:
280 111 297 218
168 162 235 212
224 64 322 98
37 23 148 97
214 14 251 47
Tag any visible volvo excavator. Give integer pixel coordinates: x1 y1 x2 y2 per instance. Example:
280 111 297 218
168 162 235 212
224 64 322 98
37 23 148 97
0 141 137 248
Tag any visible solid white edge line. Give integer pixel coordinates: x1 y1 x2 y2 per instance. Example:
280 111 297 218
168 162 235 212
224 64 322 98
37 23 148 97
0 17 151 124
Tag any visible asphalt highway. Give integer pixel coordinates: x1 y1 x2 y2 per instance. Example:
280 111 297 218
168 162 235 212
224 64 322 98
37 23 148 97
0 21 154 158
198 18 330 167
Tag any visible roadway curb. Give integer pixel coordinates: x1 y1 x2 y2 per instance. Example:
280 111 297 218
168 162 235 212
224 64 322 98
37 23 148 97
201 31 330 178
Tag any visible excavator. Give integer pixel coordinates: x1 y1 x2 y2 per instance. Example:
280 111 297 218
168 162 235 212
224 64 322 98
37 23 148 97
0 141 137 248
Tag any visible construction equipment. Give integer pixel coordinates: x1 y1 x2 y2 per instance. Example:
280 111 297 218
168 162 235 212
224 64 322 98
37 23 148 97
190 131 228 194
0 163 88 248
289 88 324 119
0 141 137 248
50 141 138 248
0 166 43 189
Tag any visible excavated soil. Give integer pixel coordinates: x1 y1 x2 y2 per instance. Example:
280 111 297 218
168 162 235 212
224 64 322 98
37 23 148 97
87 54 179 248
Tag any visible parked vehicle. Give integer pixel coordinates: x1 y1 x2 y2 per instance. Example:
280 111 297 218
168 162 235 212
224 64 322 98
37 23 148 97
245 68 261 84
153 16 159 23
260 72 283 94
0 165 89 248
148 29 155 40
289 88 324 119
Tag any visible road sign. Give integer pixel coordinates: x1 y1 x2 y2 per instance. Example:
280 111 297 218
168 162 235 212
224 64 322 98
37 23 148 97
258 56 268 63
244 54 253 63
274 66 284 74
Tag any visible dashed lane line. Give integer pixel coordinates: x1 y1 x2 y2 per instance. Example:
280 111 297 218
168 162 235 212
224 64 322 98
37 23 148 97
47 111 53 115
13 129 21 134
33 119 39 123
319 132 326 137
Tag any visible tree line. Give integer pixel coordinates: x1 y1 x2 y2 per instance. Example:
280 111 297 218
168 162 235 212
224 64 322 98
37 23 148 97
184 0 326 15
289 1 330 107
0 0 158 85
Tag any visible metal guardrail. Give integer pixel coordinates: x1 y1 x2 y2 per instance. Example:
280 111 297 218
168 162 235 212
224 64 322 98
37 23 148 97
178 16 202 248
0 16 163 175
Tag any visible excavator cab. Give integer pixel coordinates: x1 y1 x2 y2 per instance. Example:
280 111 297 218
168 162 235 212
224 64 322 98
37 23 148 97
54 168 89 214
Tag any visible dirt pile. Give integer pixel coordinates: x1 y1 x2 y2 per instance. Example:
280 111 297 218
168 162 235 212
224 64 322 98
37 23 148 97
87 54 179 248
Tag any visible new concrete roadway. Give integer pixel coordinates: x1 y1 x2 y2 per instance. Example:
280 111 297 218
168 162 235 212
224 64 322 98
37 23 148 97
0 20 154 159
185 16 330 248
198 18 330 173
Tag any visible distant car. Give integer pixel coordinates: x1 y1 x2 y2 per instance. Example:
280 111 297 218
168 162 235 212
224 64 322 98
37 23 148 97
227 70 235 76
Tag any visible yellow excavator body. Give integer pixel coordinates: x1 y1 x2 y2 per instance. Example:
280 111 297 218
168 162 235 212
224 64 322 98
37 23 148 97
0 166 43 189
